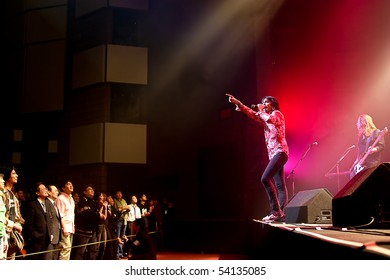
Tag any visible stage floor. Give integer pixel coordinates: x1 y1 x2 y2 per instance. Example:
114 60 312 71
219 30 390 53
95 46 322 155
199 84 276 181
252 219 390 259
123 218 390 260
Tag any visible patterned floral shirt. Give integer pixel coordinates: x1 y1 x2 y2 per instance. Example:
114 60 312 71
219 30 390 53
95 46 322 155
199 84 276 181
237 104 289 160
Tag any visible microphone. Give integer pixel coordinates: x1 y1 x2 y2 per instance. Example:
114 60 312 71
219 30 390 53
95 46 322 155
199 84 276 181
250 104 259 111
346 144 355 150
310 141 318 146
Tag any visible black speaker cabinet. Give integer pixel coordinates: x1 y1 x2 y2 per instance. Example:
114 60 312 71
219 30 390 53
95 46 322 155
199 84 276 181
285 188 333 224
332 162 390 228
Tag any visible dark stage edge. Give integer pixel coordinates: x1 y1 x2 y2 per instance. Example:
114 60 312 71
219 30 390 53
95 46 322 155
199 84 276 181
250 219 390 260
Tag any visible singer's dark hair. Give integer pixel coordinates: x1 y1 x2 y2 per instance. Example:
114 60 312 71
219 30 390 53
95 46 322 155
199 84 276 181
261 96 280 111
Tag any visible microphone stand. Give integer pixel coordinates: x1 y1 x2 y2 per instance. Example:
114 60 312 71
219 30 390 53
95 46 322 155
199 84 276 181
287 144 315 198
325 146 354 192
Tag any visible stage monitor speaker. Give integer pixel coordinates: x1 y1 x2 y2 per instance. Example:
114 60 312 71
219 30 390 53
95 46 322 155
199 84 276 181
332 162 390 228
285 188 333 224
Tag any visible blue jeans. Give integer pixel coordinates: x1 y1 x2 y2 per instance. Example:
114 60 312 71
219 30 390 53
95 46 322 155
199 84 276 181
116 220 127 258
261 152 288 214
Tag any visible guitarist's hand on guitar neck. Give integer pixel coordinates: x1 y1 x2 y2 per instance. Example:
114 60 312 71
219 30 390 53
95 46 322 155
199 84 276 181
367 146 378 154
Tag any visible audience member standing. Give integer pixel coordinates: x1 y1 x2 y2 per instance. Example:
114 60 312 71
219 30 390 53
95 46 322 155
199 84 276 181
44 184 61 260
127 195 142 241
23 182 50 259
72 184 102 260
138 194 150 232
73 192 80 209
16 190 26 217
0 173 8 260
113 190 129 259
96 192 108 260
161 198 175 250
55 180 75 260
0 164 24 260
148 199 156 231
104 195 119 260
150 199 163 251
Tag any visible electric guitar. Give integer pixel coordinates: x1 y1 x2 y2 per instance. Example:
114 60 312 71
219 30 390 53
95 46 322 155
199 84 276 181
351 127 388 176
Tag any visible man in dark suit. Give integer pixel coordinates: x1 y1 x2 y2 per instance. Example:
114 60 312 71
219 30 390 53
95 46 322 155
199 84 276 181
44 184 62 260
23 182 50 259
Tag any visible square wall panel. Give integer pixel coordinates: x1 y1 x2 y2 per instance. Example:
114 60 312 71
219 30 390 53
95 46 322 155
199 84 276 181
104 123 147 164
106 44 148 85
48 140 58 153
13 129 23 142
22 40 66 113
12 152 22 165
72 45 106 89
24 5 67 44
75 0 148 18
69 122 147 165
69 123 104 165
72 44 148 89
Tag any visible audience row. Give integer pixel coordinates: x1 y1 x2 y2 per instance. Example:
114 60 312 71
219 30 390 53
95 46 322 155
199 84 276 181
0 164 175 260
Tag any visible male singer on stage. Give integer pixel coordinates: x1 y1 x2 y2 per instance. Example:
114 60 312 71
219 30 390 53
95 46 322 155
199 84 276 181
226 93 289 222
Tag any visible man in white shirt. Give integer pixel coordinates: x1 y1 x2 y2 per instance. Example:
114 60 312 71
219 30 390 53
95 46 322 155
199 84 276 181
55 180 75 260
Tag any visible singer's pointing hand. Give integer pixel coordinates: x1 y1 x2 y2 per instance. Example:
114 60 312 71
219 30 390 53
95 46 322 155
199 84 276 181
226 93 239 104
225 93 233 102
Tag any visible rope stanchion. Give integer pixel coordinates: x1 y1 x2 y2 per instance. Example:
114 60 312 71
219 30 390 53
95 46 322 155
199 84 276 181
8 230 160 260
